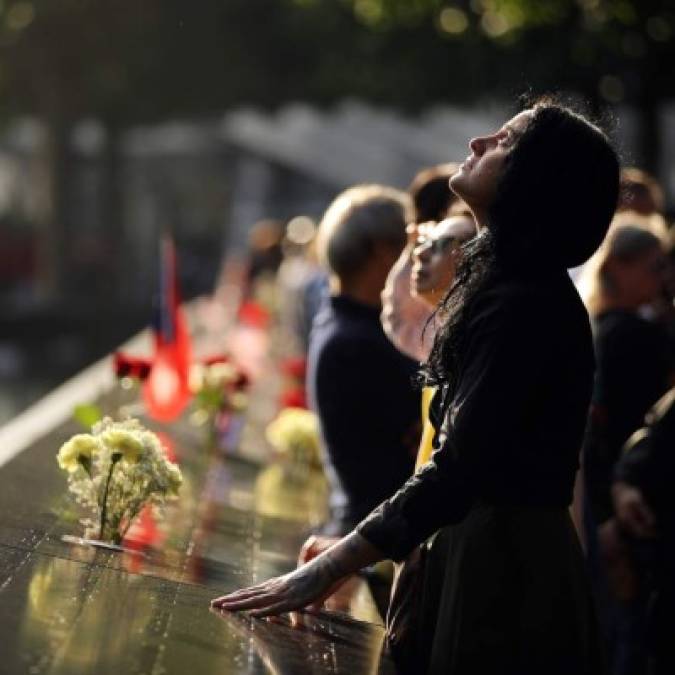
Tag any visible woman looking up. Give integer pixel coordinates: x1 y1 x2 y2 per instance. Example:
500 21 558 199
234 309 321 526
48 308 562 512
212 100 620 675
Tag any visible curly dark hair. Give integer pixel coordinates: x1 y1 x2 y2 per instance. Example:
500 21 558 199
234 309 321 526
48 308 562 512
422 100 620 415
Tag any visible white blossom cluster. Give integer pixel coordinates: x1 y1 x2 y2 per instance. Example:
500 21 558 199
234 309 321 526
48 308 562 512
57 417 182 543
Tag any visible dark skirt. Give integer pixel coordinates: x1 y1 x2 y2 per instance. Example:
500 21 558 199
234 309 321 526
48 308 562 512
390 503 607 675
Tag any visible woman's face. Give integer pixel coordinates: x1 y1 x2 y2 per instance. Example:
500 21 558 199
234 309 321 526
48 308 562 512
606 246 668 308
411 216 476 306
450 110 534 219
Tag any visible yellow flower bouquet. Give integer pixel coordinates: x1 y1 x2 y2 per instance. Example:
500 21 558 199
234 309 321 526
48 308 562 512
57 417 182 546
257 407 328 523
266 407 322 469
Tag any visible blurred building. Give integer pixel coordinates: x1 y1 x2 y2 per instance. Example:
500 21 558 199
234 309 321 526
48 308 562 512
3 99 674 310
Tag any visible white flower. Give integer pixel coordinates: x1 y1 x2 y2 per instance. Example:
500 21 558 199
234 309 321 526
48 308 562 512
188 364 206 393
100 429 144 463
230 392 248 411
59 417 183 544
57 434 99 473
205 362 238 389
165 462 183 496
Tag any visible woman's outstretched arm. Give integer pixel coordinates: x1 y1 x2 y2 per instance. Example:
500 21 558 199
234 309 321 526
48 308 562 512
210 532 383 617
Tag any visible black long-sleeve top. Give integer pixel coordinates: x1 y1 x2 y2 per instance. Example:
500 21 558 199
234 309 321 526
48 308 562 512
307 294 419 534
584 310 671 523
614 388 675 533
614 388 675 589
357 269 595 562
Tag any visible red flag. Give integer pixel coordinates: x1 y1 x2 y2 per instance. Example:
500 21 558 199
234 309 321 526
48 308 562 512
143 234 192 421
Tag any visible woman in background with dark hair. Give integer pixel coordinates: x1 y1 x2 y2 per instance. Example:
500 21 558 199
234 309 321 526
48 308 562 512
212 100 620 675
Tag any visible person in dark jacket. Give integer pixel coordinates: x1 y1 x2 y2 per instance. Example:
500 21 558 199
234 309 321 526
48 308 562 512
580 224 671 525
579 224 671 675
213 100 620 675
613 388 675 675
306 184 420 534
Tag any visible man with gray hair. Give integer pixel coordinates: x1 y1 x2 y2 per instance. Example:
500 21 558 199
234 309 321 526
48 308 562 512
308 185 420 535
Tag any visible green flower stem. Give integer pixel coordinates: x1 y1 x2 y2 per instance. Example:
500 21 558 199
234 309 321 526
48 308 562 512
99 454 121 541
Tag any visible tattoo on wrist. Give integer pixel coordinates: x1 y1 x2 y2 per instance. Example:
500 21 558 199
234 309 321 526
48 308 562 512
321 534 364 581
319 554 345 583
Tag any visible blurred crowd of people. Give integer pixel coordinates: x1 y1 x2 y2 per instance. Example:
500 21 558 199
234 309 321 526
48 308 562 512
236 141 673 674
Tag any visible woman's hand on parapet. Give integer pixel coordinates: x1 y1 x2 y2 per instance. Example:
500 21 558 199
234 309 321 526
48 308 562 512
210 532 383 618
210 557 341 618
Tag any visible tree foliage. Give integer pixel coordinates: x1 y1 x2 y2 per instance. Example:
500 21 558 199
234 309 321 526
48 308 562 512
0 0 670 129
0 1 671 136
329 0 675 105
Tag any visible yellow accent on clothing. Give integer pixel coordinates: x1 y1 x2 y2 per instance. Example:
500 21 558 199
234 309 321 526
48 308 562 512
415 387 436 470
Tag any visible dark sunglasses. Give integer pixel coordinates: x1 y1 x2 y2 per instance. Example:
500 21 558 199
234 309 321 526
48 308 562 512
427 235 472 255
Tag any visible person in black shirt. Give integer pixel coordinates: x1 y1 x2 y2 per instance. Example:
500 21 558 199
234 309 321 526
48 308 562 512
212 100 620 675
578 224 671 675
306 185 420 534
580 224 672 675
613 388 675 675
581 225 671 525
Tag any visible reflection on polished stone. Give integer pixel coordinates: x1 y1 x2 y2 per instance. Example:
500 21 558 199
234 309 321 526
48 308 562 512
254 463 329 527
210 608 395 675
0 407 394 673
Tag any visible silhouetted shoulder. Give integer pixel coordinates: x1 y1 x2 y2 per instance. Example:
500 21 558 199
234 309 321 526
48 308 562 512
467 272 589 345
